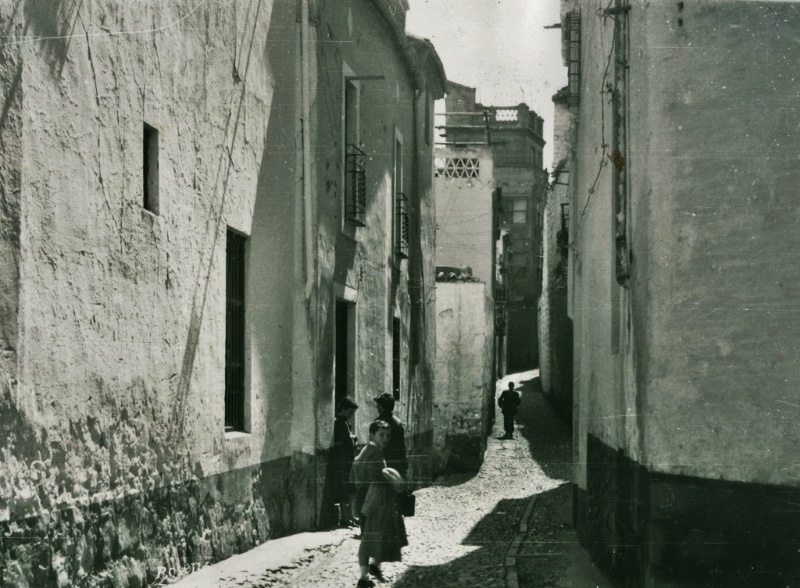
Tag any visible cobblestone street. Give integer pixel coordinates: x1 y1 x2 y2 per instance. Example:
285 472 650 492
175 371 613 588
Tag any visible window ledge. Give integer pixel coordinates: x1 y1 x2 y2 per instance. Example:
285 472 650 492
224 430 250 441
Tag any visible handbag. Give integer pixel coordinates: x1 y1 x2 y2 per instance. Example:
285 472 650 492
400 491 416 517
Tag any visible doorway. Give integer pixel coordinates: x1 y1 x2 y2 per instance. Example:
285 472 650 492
335 300 356 407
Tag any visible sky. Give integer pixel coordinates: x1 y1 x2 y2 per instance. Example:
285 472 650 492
406 0 567 170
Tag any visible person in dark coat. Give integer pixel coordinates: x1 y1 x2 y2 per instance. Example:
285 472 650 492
373 392 408 479
332 397 359 527
352 420 408 587
498 381 521 439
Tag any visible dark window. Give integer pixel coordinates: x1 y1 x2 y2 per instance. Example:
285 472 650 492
392 318 401 400
143 123 159 213
225 229 247 432
335 300 355 407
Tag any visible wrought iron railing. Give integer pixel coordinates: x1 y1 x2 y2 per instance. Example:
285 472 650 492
396 192 409 258
345 145 366 226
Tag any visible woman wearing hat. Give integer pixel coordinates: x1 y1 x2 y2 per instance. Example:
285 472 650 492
332 397 359 527
351 419 408 587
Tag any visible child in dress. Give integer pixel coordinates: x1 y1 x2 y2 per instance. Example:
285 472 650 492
351 420 408 587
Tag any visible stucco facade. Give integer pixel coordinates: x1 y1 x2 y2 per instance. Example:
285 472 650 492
442 82 547 372
537 89 573 420
563 0 800 585
0 1 445 586
434 146 495 284
433 281 493 473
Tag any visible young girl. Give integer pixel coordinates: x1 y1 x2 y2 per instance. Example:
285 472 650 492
351 420 408 587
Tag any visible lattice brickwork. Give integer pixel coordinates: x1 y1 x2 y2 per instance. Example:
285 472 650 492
435 157 480 179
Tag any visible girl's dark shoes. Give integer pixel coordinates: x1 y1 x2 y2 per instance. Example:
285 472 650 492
356 579 375 588
368 564 385 581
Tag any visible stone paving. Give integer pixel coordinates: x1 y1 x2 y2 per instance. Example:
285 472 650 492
174 370 613 588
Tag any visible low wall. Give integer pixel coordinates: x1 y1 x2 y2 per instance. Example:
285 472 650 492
433 282 493 473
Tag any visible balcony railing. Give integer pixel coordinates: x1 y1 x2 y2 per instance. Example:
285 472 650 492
396 192 409 258
345 145 366 226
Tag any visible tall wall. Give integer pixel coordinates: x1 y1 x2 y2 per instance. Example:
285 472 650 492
313 0 439 486
433 281 493 473
0 0 440 586
538 91 573 420
568 0 800 584
434 146 495 283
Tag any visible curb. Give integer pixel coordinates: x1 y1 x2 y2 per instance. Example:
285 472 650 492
505 494 537 588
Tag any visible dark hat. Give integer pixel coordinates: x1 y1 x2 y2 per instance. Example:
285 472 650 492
373 392 395 405
336 397 359 412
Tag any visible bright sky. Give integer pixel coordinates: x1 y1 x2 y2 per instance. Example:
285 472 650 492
406 0 567 170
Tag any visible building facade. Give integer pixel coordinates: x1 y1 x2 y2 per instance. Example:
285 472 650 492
0 1 445 586
442 82 547 371
433 278 494 473
432 146 499 472
562 0 800 585
537 88 573 420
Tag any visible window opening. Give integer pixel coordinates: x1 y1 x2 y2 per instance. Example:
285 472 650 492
512 199 528 224
344 79 365 225
392 317 401 400
143 123 159 214
225 229 247 432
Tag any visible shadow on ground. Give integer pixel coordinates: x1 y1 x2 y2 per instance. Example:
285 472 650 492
392 496 529 587
511 373 573 483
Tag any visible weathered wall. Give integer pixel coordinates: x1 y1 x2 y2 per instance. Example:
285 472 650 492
0 3 321 586
572 0 800 494
538 186 572 420
434 146 495 284
635 0 800 485
433 281 493 473
537 93 573 420
568 0 800 584
0 0 440 585
313 0 438 486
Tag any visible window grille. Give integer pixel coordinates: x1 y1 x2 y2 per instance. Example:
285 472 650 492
494 109 519 122
567 12 582 107
435 157 480 179
396 192 409 258
345 144 366 226
225 230 246 432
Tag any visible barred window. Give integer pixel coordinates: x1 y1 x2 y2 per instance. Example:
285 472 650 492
567 11 582 108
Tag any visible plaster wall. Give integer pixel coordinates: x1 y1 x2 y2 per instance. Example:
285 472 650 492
434 146 495 284
569 0 638 491
635 0 800 484
571 0 800 488
313 0 438 486
0 0 439 585
433 281 493 473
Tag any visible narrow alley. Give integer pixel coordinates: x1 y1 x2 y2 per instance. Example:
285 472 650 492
173 372 613 588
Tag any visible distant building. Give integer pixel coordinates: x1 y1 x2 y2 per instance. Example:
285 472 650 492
441 82 548 372
0 1 445 586
562 0 800 585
